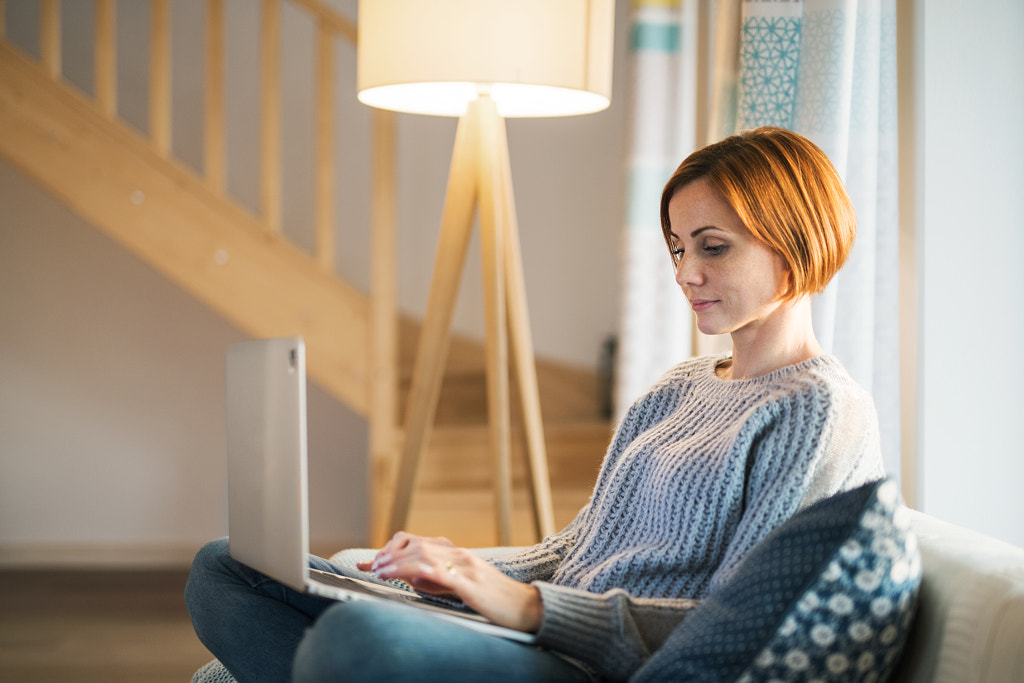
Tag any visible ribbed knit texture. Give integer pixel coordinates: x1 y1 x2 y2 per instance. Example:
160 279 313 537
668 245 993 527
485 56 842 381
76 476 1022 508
488 354 884 681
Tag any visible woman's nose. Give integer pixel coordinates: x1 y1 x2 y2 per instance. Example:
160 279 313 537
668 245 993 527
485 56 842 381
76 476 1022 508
675 255 702 287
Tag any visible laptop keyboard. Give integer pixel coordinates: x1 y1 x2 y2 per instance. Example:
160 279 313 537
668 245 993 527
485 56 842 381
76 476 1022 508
309 569 476 614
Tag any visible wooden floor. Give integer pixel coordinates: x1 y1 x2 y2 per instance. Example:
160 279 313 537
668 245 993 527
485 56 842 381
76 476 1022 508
0 569 213 682
0 497 587 683
0 475 600 682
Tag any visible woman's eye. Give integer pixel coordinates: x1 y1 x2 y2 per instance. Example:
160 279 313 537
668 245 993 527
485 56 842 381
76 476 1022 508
703 243 726 255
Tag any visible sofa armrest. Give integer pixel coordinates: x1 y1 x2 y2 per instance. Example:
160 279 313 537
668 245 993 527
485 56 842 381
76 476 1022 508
893 511 1024 683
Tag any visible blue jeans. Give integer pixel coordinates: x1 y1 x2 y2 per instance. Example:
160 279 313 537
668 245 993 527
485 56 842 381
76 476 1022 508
185 538 591 682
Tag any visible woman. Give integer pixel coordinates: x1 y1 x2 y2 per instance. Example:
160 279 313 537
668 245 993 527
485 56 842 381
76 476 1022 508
187 127 884 682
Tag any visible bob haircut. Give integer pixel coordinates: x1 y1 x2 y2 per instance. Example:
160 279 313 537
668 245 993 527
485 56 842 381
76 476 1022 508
660 127 856 301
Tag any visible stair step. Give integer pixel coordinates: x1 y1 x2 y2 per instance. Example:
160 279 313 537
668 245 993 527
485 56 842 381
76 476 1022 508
406 488 595 547
417 421 612 491
398 318 609 426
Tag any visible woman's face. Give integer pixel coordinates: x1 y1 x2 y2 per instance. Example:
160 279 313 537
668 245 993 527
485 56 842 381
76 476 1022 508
666 178 790 338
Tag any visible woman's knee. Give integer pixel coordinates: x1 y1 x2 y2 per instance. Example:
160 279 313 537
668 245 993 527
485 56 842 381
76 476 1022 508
192 537 231 571
184 538 231 624
186 537 229 584
292 602 423 682
292 602 573 683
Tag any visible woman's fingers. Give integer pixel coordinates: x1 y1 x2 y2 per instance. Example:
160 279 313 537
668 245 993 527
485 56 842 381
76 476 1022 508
431 535 456 548
354 531 421 572
373 559 452 595
366 547 543 632
356 533 459 576
374 545 478 595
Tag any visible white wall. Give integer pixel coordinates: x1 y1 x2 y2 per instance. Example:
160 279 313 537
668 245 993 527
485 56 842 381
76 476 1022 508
0 0 630 564
0 160 369 562
916 0 1024 546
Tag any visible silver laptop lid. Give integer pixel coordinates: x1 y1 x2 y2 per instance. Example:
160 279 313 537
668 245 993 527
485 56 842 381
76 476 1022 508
226 336 309 591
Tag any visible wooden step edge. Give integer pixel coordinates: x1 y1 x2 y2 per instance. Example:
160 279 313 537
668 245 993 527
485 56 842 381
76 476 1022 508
414 420 614 491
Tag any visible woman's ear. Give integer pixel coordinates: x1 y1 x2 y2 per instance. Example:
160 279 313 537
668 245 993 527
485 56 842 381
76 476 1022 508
777 265 797 302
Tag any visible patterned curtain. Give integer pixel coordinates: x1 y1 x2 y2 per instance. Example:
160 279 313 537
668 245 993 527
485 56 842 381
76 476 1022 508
614 0 696 416
735 0 900 474
616 0 901 476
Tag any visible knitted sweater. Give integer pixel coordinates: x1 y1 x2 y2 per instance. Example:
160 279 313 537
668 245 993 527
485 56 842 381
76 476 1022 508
488 354 884 681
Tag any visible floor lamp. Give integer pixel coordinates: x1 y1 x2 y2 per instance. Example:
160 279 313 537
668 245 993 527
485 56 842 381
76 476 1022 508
357 0 614 545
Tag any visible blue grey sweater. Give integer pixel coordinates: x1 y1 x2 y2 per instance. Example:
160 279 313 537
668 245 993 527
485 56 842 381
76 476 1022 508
488 354 884 680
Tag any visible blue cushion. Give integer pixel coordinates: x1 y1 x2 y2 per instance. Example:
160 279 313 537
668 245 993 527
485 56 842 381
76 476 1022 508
632 478 921 682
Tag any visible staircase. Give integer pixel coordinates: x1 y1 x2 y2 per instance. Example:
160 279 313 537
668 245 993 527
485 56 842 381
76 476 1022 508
0 0 610 547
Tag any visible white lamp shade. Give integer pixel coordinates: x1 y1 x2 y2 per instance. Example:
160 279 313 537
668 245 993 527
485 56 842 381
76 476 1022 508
357 0 614 118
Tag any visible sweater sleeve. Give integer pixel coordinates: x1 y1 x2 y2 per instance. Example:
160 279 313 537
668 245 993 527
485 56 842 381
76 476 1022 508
484 507 587 583
532 583 700 681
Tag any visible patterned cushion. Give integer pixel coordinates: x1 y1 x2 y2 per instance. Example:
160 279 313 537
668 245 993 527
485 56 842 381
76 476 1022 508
633 478 921 682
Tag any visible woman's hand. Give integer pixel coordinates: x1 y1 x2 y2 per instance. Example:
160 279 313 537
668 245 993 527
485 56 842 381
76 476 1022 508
355 532 456 593
354 532 543 634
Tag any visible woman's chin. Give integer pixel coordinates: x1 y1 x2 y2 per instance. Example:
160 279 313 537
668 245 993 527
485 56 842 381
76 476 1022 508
694 318 728 337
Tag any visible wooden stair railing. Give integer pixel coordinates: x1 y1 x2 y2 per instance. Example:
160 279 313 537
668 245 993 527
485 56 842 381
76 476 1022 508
0 0 401 542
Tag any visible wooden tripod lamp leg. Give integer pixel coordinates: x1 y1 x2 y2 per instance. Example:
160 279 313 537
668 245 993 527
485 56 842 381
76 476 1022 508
386 97 555 546
476 97 514 546
493 112 556 540
387 106 481 537
369 109 398 547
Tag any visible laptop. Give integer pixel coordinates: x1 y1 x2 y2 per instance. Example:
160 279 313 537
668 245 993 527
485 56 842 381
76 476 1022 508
225 336 536 644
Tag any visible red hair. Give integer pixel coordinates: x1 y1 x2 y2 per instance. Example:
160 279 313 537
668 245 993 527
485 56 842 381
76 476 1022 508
661 127 856 300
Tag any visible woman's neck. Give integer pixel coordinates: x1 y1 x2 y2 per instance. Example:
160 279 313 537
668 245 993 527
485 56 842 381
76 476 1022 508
722 297 822 380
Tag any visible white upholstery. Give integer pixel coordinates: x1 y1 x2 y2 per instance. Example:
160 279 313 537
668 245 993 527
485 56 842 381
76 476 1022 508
892 511 1024 682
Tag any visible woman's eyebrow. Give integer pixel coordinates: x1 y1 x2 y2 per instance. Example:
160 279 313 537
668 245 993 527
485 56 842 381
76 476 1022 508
671 226 720 242
690 226 718 238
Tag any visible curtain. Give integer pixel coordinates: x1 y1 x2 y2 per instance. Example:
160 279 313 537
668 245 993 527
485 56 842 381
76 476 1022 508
614 0 697 416
616 0 901 477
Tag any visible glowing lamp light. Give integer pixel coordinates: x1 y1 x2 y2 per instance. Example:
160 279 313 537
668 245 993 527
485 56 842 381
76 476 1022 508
357 0 614 118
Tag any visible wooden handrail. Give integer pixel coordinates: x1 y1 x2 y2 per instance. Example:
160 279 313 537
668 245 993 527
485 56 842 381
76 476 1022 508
10 0 365 265
288 0 358 43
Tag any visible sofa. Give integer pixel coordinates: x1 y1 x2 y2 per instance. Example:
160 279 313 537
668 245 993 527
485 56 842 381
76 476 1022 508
889 510 1024 682
193 485 1024 681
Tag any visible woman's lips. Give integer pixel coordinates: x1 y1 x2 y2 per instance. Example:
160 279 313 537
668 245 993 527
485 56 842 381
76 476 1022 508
689 298 717 312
